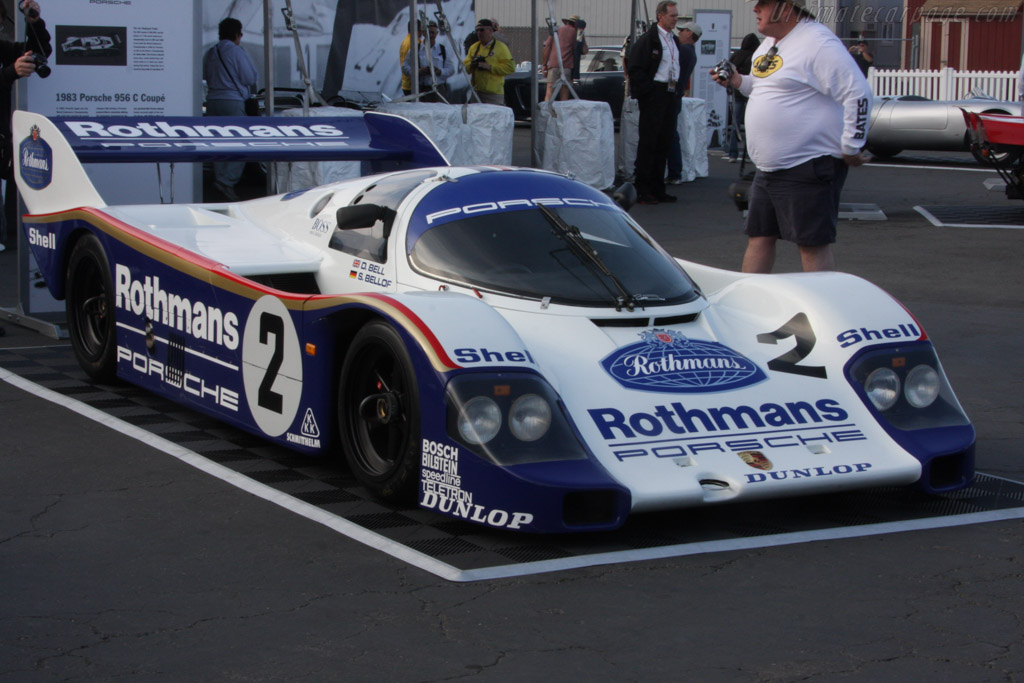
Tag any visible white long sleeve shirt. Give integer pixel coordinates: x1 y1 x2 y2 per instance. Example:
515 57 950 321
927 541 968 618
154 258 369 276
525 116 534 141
738 20 871 171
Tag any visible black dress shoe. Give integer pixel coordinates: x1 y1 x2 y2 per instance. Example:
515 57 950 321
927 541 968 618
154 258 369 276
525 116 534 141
638 193 660 205
655 192 677 203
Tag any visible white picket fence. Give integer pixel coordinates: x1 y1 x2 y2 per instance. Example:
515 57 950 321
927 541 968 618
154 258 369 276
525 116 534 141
868 67 1020 101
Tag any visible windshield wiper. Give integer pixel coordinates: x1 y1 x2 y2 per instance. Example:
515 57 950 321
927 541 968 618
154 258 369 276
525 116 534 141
537 204 638 312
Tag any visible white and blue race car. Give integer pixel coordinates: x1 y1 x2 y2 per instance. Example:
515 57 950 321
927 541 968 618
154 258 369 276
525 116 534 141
15 111 975 533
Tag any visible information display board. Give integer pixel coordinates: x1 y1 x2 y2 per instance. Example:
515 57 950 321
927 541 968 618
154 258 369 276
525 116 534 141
693 10 731 149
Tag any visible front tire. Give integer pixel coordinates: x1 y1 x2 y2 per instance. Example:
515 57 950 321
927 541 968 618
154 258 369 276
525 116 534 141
66 234 117 383
338 321 420 501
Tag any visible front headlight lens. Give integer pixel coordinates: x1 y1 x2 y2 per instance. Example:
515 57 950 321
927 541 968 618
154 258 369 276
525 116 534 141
509 393 552 442
457 396 502 444
905 364 940 408
865 367 900 411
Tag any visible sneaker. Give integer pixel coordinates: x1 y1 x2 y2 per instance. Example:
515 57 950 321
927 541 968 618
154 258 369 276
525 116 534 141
667 177 684 185
723 156 738 163
214 181 241 202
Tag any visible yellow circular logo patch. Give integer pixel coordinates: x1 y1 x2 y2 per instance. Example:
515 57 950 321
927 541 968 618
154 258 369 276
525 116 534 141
753 53 783 76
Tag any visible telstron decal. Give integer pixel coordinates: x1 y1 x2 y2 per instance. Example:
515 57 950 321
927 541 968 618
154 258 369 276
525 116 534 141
115 265 239 349
420 438 534 530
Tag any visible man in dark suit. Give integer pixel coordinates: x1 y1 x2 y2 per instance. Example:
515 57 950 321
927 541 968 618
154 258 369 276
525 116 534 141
628 1 685 204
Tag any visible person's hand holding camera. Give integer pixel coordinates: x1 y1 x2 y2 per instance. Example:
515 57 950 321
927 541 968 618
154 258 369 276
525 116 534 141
472 56 490 71
14 50 38 77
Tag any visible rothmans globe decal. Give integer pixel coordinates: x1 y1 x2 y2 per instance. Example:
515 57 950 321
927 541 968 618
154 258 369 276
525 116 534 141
20 124 53 191
601 329 767 393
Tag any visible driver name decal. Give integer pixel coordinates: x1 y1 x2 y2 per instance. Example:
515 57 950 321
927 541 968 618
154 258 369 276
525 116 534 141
601 329 766 393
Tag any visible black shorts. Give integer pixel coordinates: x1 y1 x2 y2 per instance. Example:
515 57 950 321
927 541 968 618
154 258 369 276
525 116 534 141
745 155 849 247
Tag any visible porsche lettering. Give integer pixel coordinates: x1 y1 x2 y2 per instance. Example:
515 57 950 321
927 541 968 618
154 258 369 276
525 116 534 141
425 196 617 224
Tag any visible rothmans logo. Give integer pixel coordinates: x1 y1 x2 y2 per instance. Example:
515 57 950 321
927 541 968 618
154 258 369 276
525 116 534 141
601 329 767 394
20 124 53 190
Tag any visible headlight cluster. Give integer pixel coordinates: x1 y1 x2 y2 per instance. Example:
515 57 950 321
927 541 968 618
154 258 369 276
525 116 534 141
848 345 969 430
864 363 940 411
447 374 587 466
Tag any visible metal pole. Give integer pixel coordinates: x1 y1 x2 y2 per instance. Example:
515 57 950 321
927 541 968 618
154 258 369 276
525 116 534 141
530 0 539 166
264 0 276 193
410 0 419 97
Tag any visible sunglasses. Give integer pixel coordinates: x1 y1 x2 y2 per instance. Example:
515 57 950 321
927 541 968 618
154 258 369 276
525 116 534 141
755 45 779 73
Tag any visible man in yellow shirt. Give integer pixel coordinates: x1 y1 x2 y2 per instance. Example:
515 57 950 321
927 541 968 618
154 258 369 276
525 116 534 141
399 22 425 96
464 19 514 105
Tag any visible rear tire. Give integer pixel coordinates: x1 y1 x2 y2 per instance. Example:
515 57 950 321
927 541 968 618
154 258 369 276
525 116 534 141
66 234 117 383
337 321 420 501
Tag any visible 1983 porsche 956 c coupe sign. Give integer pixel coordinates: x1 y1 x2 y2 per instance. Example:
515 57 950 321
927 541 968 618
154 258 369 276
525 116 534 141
15 111 976 533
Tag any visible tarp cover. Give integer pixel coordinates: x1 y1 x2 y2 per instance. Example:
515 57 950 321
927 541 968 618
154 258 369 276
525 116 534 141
455 103 514 166
619 97 709 183
377 102 463 164
537 100 615 190
273 107 364 193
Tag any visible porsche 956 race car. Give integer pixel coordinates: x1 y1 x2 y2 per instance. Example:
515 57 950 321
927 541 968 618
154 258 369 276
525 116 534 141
15 111 975 533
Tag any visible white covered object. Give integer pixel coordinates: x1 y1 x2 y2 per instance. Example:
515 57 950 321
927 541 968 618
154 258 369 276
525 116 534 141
273 107 364 193
376 102 462 163
678 97 709 182
537 100 615 190
617 97 639 181
455 103 514 166
619 96 709 183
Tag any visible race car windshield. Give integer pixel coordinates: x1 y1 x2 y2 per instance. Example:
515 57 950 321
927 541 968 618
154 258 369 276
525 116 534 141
409 205 700 307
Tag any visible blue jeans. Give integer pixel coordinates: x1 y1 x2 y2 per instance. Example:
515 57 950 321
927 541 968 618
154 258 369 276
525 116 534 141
205 99 246 187
728 96 748 160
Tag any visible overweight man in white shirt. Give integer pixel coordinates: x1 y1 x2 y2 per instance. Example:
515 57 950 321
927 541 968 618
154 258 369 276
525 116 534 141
712 0 871 273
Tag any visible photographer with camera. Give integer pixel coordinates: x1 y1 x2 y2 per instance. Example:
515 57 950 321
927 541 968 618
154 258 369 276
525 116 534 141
710 0 870 273
463 19 514 105
0 0 51 251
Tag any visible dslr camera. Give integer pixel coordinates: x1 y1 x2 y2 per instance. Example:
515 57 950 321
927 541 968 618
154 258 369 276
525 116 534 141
713 59 735 82
472 55 487 67
30 52 50 78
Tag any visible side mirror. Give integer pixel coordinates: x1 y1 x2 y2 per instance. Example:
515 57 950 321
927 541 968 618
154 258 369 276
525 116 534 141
611 181 637 212
336 203 391 231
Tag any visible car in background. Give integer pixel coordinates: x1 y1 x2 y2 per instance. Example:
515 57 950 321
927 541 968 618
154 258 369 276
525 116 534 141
867 94 1023 165
504 46 626 122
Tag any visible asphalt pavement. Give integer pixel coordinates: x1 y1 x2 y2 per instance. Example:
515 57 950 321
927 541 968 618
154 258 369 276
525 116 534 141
1 131 1023 681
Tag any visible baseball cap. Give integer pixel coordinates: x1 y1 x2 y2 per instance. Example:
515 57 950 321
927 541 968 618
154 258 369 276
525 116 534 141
475 18 494 30
678 21 703 38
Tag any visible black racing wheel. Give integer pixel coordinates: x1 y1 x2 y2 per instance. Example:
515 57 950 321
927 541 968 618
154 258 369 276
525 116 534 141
66 234 117 383
338 320 420 501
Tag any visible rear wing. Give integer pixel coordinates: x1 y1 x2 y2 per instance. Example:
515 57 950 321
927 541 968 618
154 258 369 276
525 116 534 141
13 111 449 214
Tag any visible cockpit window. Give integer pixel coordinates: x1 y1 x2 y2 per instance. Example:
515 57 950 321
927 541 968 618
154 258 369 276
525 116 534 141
329 169 436 262
409 205 699 308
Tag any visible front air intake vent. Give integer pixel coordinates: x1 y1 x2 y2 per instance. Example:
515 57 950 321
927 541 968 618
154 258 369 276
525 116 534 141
591 312 699 328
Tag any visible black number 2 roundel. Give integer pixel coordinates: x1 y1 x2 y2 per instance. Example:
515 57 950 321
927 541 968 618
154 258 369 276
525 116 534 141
242 295 303 437
756 312 827 379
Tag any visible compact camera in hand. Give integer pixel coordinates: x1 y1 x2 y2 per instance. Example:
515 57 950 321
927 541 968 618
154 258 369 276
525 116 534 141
30 52 50 78
713 59 735 82
472 56 487 67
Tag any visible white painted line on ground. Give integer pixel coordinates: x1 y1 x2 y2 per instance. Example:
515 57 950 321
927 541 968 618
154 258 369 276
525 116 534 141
0 366 464 583
5 365 1023 583
869 162 998 172
914 206 1024 229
